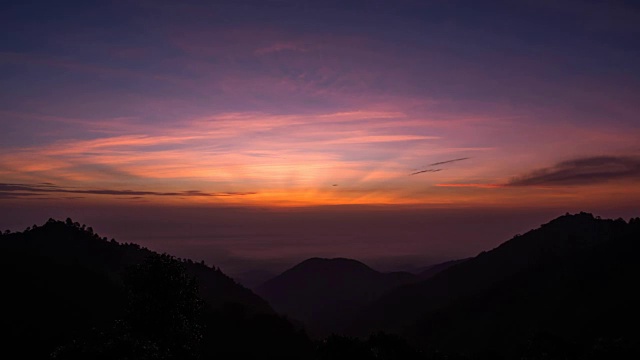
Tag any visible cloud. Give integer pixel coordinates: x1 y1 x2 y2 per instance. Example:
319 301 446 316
435 183 502 188
409 157 469 175
0 183 256 198
0 191 47 199
255 42 308 55
0 52 180 83
410 169 442 176
0 108 501 205
507 156 640 186
427 157 470 167
326 135 438 145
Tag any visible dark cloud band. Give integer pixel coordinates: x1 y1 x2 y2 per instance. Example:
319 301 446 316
507 156 640 186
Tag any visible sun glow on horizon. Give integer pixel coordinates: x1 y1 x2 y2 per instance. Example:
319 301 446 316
2 107 640 207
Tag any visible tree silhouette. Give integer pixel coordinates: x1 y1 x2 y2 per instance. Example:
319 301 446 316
54 254 204 360
122 253 204 359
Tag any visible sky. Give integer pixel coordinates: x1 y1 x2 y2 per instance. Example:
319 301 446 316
1 0 640 275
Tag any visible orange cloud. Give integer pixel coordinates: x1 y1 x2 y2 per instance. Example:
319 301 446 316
3 107 639 208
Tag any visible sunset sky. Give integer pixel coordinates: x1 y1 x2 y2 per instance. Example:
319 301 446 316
1 1 639 274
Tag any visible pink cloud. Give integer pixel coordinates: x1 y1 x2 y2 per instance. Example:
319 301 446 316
255 42 308 55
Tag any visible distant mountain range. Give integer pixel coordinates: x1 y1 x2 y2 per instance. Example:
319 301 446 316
232 268 278 290
416 258 469 279
255 212 640 357
3 213 639 359
255 257 421 336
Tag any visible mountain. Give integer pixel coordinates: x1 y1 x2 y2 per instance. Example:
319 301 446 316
417 258 469 279
352 213 640 358
0 218 313 359
4 213 639 358
0 217 271 313
256 257 420 336
232 269 278 290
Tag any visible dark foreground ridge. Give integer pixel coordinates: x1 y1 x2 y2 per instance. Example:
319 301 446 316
0 218 310 359
2 213 640 359
351 212 640 358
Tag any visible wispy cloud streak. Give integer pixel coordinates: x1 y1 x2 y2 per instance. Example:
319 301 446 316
410 169 442 176
427 157 470 167
410 157 469 175
0 183 255 198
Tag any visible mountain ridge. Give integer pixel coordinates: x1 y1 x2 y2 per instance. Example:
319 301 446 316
3 213 639 358
257 256 424 336
0 218 318 359
0 217 272 313
350 212 640 357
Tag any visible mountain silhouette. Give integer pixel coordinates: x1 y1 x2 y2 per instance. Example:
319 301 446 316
417 258 469 279
3 213 639 359
256 257 421 336
0 218 312 359
233 268 279 290
351 212 640 358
